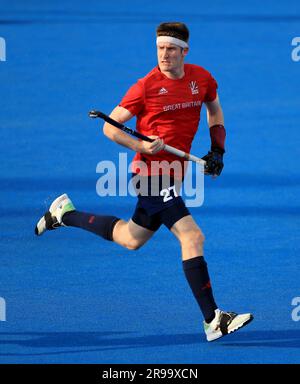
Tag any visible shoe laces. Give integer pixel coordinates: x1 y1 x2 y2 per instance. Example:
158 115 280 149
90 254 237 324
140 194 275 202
52 216 60 228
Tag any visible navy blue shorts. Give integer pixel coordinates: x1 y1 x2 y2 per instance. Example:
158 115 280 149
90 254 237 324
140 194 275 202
131 174 190 231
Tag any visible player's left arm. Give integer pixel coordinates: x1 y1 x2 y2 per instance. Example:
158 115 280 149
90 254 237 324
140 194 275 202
205 94 224 127
203 94 226 176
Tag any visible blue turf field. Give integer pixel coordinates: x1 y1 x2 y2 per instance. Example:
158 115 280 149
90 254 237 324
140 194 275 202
0 0 300 364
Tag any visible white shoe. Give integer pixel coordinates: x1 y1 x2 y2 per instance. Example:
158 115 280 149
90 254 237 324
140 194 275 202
204 309 253 342
35 193 75 236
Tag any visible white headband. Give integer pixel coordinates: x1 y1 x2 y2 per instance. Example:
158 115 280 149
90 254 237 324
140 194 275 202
156 36 189 49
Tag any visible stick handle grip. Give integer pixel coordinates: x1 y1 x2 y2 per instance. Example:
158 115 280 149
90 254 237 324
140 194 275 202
89 110 153 142
164 144 206 165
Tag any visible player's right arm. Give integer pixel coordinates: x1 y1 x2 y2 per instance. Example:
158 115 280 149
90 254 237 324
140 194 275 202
103 106 164 154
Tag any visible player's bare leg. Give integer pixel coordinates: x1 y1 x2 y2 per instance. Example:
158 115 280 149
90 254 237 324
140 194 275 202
111 219 154 250
170 215 204 261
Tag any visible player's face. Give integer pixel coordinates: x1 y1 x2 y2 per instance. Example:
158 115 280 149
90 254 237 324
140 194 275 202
157 43 187 75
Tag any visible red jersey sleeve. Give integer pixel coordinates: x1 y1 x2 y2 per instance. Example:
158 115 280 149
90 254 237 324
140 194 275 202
204 73 218 102
119 80 144 116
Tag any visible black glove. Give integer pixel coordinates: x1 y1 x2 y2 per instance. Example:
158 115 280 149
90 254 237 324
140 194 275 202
202 149 224 176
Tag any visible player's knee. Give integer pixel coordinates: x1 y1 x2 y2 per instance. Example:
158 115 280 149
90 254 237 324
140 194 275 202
125 238 143 251
180 229 205 248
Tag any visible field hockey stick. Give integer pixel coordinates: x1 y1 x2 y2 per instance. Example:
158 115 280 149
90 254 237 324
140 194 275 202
89 110 206 166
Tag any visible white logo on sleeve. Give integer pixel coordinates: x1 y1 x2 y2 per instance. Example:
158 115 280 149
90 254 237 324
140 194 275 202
158 87 168 95
189 81 199 95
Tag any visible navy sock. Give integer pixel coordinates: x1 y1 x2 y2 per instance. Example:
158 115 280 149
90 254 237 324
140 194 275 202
62 211 120 241
183 256 218 323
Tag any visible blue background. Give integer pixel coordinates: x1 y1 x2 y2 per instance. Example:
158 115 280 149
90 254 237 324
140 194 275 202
0 0 299 363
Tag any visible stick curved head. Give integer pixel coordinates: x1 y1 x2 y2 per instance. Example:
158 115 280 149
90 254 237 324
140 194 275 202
89 110 101 118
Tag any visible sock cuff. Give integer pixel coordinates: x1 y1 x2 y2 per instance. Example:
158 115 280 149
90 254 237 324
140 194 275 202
182 256 207 271
108 218 120 241
61 210 76 226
